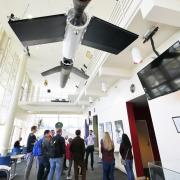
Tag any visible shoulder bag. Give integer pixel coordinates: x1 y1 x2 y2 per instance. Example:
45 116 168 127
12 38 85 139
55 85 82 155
121 148 129 166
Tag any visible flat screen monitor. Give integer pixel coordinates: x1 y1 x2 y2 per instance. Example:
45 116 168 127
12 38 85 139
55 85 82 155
138 41 180 100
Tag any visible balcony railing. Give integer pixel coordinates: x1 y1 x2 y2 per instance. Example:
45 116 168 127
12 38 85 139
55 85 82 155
148 162 180 180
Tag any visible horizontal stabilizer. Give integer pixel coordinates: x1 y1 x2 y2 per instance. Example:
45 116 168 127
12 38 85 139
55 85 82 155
82 16 138 54
9 14 66 46
72 67 89 79
41 66 62 76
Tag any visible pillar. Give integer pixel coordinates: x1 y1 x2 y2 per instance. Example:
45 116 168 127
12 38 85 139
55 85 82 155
33 86 40 102
0 53 27 155
29 84 35 102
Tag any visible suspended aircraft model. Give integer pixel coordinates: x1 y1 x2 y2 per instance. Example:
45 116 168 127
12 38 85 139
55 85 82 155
8 0 138 88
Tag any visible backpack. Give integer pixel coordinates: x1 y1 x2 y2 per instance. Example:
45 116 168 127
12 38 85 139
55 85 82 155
33 138 43 156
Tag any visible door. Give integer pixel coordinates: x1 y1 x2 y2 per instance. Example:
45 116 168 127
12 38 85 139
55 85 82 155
93 115 99 148
136 120 154 168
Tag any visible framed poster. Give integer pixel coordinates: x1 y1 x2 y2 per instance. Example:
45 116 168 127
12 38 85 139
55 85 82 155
99 123 104 141
105 122 113 139
114 120 124 144
114 120 124 152
172 116 180 133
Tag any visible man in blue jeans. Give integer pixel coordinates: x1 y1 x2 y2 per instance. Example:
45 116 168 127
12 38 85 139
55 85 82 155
24 126 37 180
48 124 65 180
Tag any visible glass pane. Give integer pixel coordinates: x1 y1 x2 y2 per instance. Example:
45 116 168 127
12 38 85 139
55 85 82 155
149 162 180 180
163 59 180 78
172 78 180 89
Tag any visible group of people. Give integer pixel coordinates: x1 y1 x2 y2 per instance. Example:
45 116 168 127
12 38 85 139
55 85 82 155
22 124 134 180
23 124 97 180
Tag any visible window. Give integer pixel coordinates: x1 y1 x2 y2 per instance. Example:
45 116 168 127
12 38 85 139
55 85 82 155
0 25 20 125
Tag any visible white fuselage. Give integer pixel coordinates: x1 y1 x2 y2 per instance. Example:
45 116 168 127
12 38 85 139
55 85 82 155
62 10 89 62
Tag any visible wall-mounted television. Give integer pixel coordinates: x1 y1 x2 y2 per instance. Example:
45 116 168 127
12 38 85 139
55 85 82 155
138 41 180 100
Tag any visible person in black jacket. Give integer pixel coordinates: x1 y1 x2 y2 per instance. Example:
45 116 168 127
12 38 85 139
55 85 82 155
37 130 51 180
13 137 22 154
120 133 135 180
70 130 86 180
24 125 37 180
48 128 65 180
14 137 22 148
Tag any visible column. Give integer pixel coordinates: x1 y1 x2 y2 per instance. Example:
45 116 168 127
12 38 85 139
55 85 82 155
33 86 40 102
29 84 35 102
36 86 40 102
0 53 27 155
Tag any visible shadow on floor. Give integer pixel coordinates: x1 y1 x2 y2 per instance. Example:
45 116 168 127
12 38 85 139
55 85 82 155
0 154 127 180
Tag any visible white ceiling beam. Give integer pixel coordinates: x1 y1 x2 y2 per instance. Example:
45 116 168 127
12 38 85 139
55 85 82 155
98 66 132 79
84 89 107 97
18 104 83 114
75 52 109 104
141 0 180 27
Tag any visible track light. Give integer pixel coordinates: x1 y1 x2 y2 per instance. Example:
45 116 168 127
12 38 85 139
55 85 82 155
83 64 87 69
81 68 85 73
26 47 30 56
131 47 142 64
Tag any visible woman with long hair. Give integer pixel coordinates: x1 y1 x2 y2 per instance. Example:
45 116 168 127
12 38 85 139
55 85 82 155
120 133 135 180
101 132 115 180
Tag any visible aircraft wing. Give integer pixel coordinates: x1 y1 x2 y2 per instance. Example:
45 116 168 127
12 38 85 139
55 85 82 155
8 14 67 47
82 16 138 54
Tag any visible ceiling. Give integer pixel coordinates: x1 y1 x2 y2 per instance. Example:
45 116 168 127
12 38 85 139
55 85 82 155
0 0 179 114
87 11 178 93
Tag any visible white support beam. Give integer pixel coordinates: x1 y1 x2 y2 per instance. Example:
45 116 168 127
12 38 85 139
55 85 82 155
98 66 132 79
84 89 107 97
141 0 180 27
18 103 83 114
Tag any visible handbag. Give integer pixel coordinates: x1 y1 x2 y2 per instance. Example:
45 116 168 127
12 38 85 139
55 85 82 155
121 148 129 166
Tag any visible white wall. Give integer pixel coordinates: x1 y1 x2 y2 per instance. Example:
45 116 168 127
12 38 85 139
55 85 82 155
88 31 180 175
148 91 180 171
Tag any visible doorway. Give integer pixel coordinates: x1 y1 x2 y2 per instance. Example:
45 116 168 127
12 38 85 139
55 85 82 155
126 95 161 178
92 115 99 149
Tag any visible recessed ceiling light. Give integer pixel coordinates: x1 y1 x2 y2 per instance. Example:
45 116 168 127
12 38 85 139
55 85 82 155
27 14 33 19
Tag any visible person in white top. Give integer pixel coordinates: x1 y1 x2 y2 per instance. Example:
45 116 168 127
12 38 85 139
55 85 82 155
85 130 96 170
64 135 69 170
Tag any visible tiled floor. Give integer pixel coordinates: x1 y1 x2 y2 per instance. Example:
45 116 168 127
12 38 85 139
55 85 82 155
0 153 127 180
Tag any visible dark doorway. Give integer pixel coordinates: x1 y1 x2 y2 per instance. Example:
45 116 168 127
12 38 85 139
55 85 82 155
92 115 99 149
126 95 161 179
